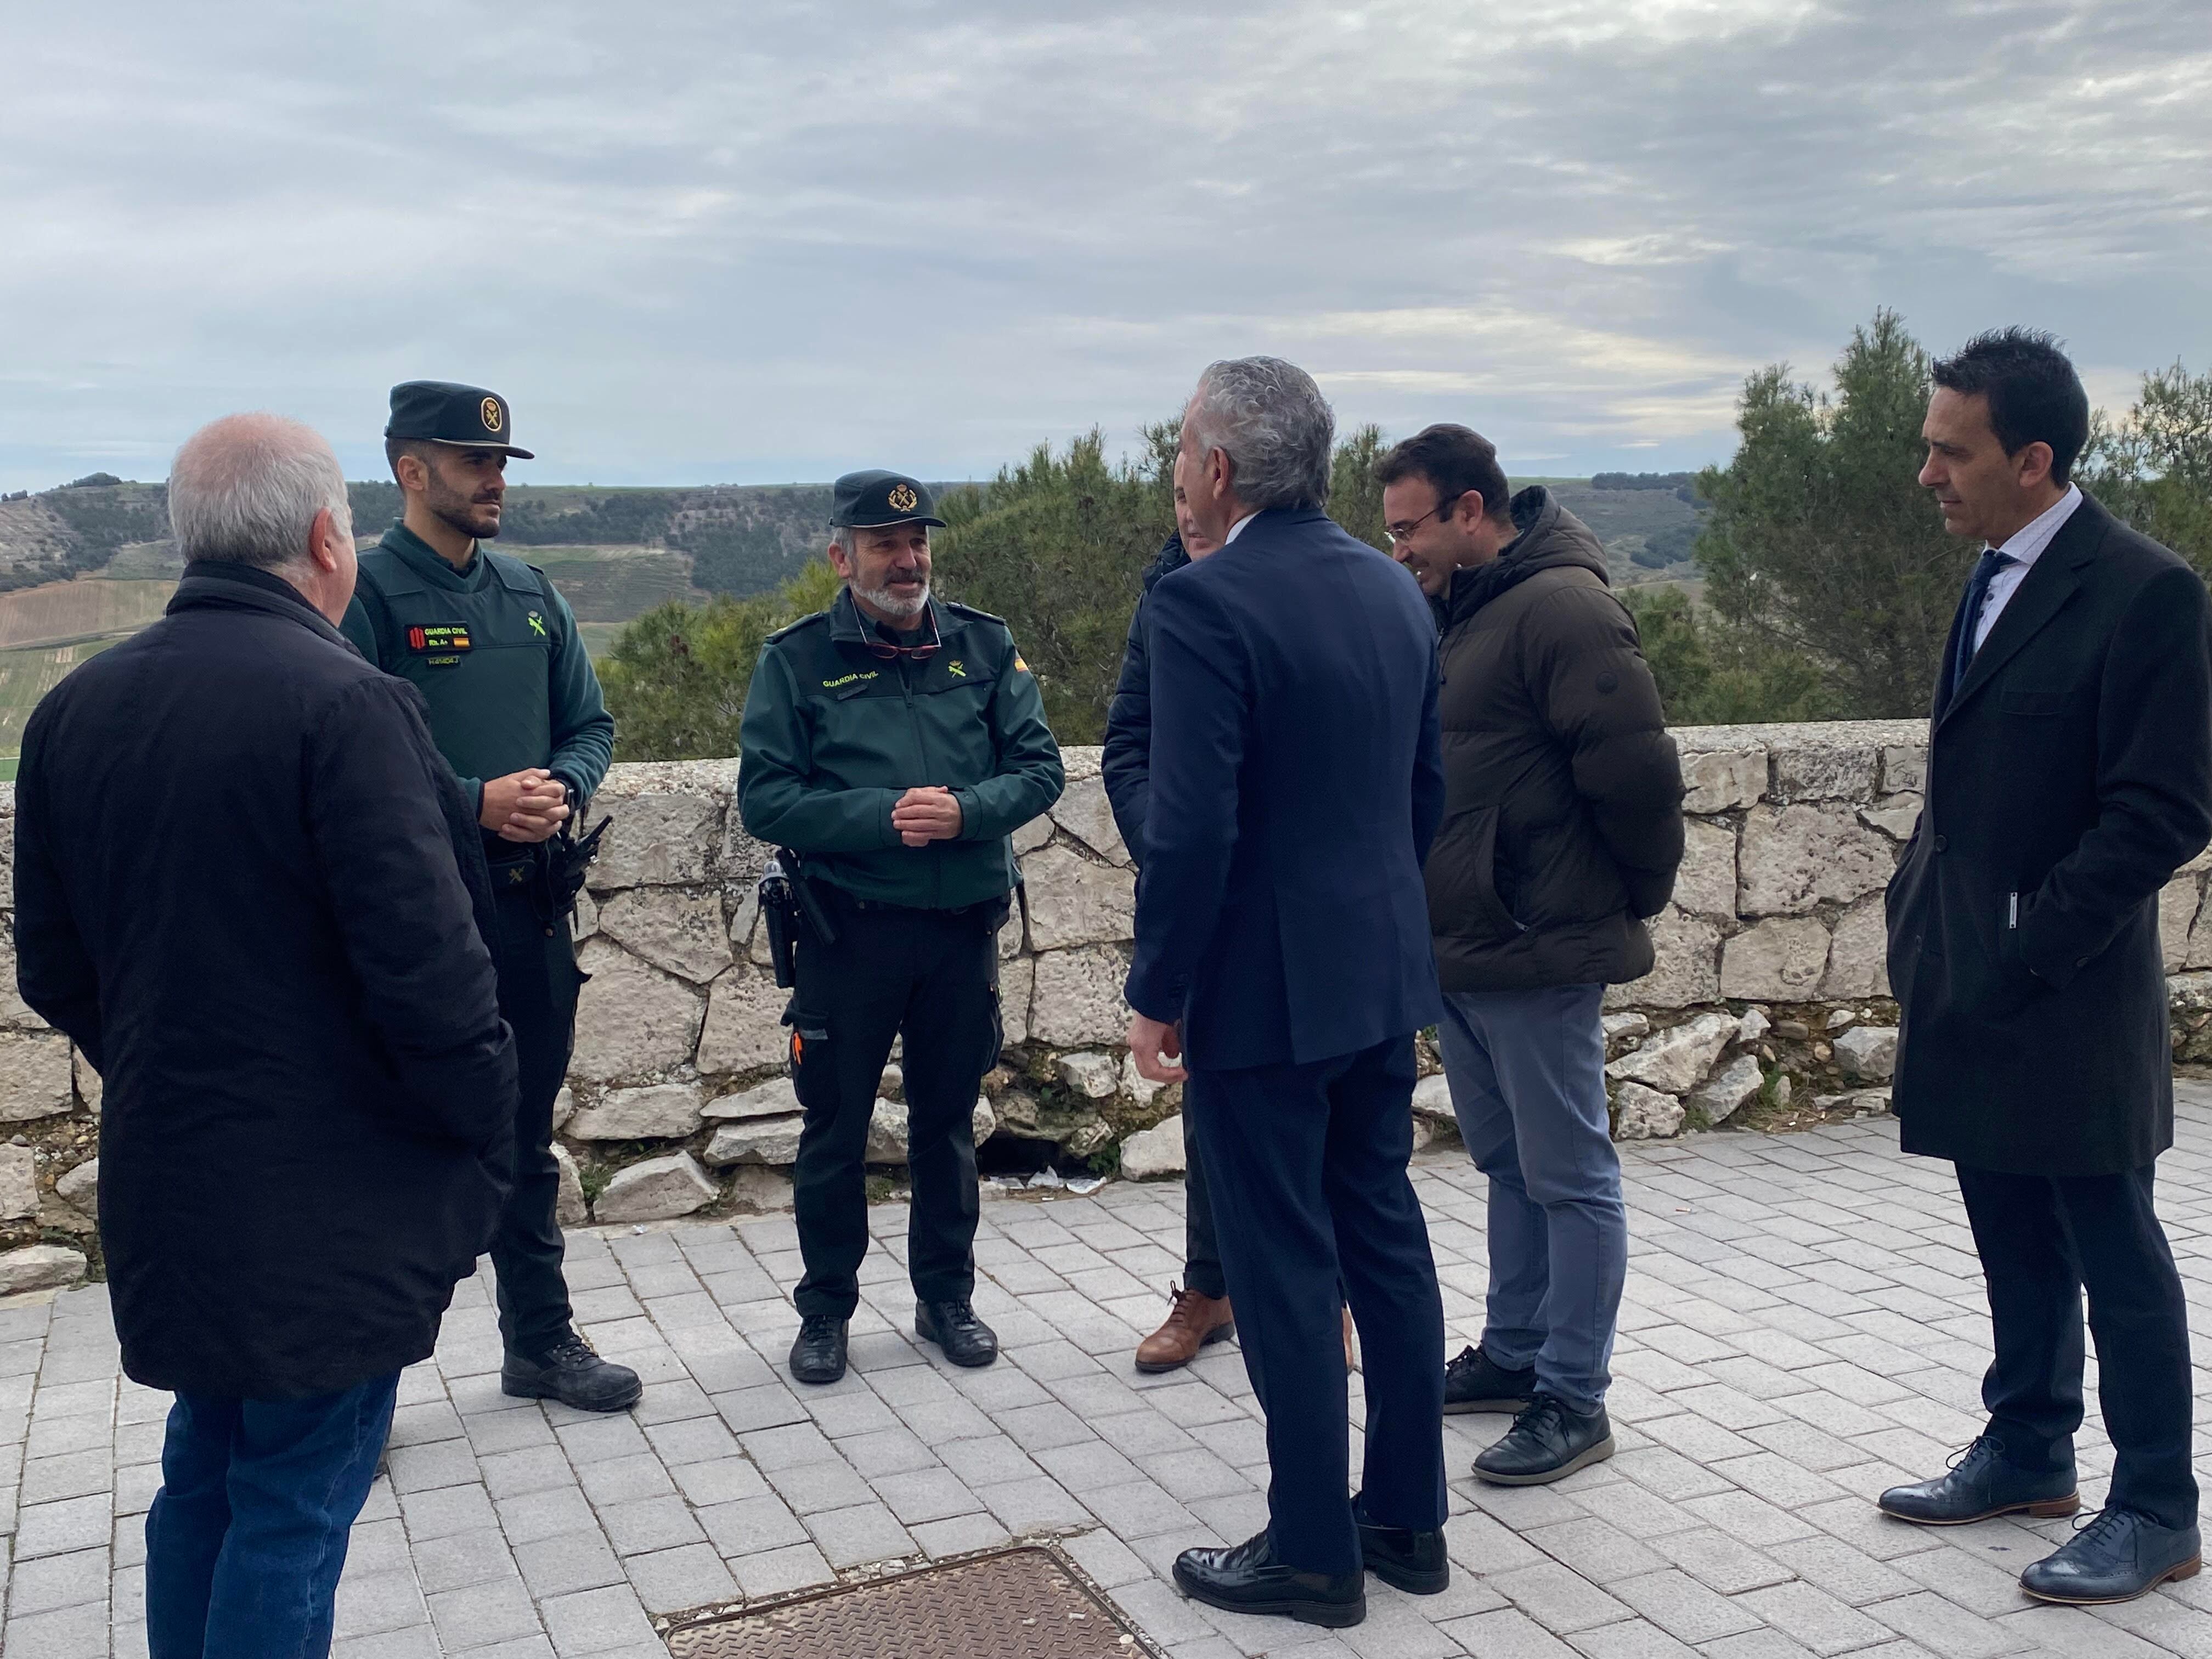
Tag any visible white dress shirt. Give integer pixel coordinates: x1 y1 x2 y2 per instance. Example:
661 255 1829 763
1222 511 1260 546
1975 483 2082 651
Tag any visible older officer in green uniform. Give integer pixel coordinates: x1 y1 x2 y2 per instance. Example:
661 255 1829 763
341 381 640 1412
739 471 1063 1385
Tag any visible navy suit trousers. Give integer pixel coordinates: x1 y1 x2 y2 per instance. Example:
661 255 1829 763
1955 1161 2198 1528
1190 1034 1447 1572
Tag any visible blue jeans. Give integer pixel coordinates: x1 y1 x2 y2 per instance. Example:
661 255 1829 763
1438 984 1626 1412
145 1372 400 1659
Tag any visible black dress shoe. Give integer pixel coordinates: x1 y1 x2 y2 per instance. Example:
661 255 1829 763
1876 1435 2079 1526
1356 1515 1449 1595
916 1300 998 1367
789 1314 849 1385
1444 1344 1536 1415
1474 1393 1615 1485
2021 1507 2202 1604
1173 1530 1365 1628
501 1333 643 1412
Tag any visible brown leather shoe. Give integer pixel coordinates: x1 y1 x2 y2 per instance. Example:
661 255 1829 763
1136 1283 1236 1373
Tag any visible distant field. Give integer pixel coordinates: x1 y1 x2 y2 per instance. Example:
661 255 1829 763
519 546 712 623
0 578 175 650
0 636 121 760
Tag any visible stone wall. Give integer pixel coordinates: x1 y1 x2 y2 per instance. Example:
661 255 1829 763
12 719 2212 1285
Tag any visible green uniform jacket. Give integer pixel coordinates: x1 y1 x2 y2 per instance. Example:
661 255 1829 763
339 524 616 817
737 590 1063 909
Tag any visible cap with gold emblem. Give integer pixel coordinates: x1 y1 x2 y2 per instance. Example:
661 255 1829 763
830 469 945 529
384 381 535 460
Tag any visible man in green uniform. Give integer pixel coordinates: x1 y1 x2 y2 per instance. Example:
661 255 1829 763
738 471 1063 1385
341 381 640 1412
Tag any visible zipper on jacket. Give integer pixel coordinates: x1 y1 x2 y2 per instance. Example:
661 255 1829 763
899 656 941 909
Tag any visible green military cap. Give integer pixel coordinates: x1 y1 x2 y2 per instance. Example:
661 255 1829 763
831 469 945 529
385 381 535 460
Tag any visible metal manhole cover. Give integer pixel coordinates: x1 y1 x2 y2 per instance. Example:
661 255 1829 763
665 1547 1148 1659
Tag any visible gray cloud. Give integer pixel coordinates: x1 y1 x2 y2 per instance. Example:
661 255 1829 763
3 0 2206 491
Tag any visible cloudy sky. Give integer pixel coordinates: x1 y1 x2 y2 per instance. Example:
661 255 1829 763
4 0 2207 492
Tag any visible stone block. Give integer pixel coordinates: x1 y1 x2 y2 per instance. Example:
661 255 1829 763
1121 1050 1164 1108
1820 898 1892 998
551 1144 588 1227
1606 1011 1736 1095
1057 1052 1119 1099
1880 745 1928 795
595 887 732 984
1681 748 1765 813
727 1166 795 1212
721 814 772 887
1607 908 1722 1011
0 1244 87 1295
1012 815 1054 855
1019 846 1136 951
1858 794 1923 842
994 1090 1040 1135
866 1099 909 1164
567 941 706 1084
1770 740 1877 803
55 1154 97 1219
1690 1054 1764 1126
1029 945 1132 1049
972 1095 996 1146
0 1142 36 1221
0 1031 74 1121
1049 776 1130 866
695 967 789 1076
572 887 599 942
998 957 1034 1048
1120 1115 1185 1178
2162 872 2203 974
551 1086 576 1132
594 1152 719 1223
1737 804 1893 916
1612 1082 1684 1140
0 934 45 1030
591 792 721 889
1833 1025 1898 1081
1412 1073 1455 1122
1737 1007 1771 1044
566 1082 704 1141
1720 916 1831 1002
704 1115 805 1167
1674 820 1738 917
706 1077 800 1121
72 1047 102 1113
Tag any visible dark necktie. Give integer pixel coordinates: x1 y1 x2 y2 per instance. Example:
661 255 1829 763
1953 548 2017 696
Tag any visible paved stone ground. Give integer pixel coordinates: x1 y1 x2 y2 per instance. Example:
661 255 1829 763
12 1088 2212 1659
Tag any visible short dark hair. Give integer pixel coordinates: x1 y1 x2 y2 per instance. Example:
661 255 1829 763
385 436 439 482
1373 424 1513 524
1930 328 2090 486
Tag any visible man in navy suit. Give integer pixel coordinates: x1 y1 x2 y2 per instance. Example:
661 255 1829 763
1128 357 1449 1630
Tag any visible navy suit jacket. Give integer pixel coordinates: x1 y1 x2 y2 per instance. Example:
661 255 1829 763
1124 507 1447 1070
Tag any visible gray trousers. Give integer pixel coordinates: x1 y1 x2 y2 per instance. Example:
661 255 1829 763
1438 983 1626 1412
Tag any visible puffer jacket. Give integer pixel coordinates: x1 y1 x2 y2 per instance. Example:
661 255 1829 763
1427 487 1684 991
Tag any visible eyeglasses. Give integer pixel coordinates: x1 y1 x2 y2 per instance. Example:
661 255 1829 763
865 610 941 661
1384 500 1454 546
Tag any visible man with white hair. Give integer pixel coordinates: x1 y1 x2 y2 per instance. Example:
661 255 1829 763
14 414 516 1658
1128 358 1451 1629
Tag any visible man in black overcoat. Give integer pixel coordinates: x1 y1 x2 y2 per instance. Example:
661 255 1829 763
1879 330 2212 1605
14 414 516 1657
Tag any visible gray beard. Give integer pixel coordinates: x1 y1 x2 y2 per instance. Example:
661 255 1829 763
854 578 929 620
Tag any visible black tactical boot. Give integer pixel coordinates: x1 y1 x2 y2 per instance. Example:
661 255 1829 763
1473 1392 1615 1485
916 1299 998 1367
789 1315 849 1385
501 1333 643 1412
1443 1344 1537 1415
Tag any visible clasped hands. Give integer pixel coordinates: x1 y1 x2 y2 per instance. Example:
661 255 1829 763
481 768 570 843
892 785 962 847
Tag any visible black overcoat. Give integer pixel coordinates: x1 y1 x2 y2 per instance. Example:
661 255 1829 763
13 562 517 1398
1886 494 2212 1175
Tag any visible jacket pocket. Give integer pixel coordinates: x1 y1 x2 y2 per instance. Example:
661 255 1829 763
1424 804 1526 941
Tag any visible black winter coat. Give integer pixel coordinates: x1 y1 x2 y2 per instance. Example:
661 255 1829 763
1426 488 1684 991
1887 495 2212 1175
13 562 516 1399
1101 532 1190 866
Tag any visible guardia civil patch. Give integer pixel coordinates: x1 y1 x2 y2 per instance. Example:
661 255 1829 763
406 623 473 654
